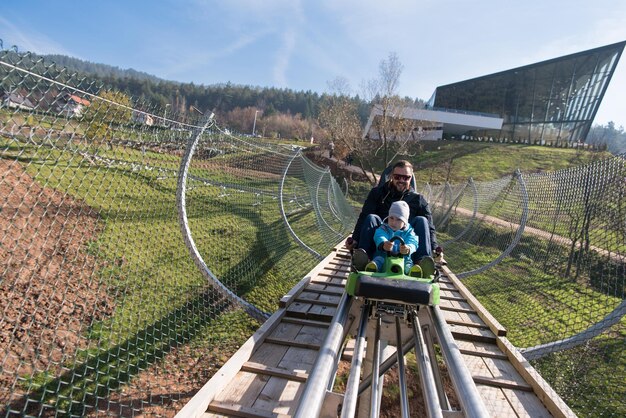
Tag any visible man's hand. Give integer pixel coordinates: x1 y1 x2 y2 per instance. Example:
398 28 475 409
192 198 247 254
434 246 446 265
345 237 357 250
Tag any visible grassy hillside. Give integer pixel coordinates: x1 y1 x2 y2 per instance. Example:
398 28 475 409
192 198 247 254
411 140 612 185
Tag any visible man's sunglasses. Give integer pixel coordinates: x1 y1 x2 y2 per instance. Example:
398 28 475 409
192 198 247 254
392 174 412 181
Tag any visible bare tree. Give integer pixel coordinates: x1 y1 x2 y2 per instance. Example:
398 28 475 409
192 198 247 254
318 78 376 182
318 55 435 184
362 52 433 168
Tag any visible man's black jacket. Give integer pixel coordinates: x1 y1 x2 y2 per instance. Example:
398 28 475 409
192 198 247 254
351 181 437 248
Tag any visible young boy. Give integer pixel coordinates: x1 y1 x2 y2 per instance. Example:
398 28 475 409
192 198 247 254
366 201 422 277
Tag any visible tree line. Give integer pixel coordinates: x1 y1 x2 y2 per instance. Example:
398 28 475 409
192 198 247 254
3 49 622 179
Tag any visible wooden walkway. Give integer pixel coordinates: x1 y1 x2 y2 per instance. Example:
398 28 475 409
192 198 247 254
176 247 576 418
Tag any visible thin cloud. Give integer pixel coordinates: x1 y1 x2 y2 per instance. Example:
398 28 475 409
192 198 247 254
0 16 74 56
159 29 271 79
273 28 297 87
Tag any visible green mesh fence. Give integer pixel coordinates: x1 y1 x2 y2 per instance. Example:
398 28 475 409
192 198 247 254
1 43 625 417
423 157 625 417
0 46 353 416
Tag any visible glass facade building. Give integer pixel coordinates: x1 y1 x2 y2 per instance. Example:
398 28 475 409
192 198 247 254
428 41 625 144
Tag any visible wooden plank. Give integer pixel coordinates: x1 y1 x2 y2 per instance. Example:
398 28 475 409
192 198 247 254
452 330 497 344
502 388 553 418
243 345 317 415
309 278 345 288
481 355 533 388
296 291 341 304
291 323 328 346
443 265 507 336
315 292 343 304
278 276 311 308
264 337 322 350
213 319 326 412
211 371 269 407
460 348 508 360
280 317 330 328
456 340 508 359
299 286 344 296
307 303 337 319
440 295 467 302
316 272 348 280
439 305 477 315
327 259 350 267
285 301 314 317
241 361 309 382
439 284 462 293
294 297 339 308
474 384 518 417
444 309 496 347
284 307 334 322
208 400 290 418
447 311 492 340
248 343 290 368
473 375 533 391
176 308 288 418
438 283 459 292
251 376 305 415
496 336 577 418
268 323 327 347
446 319 490 330
275 346 319 374
304 282 344 294
440 296 475 312
249 344 315 374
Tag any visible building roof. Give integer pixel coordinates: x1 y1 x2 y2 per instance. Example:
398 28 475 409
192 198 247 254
68 95 91 106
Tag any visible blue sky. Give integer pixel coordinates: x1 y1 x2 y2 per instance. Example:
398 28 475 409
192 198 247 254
1 0 625 127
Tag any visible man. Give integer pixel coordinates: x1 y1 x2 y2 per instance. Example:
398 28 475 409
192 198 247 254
345 160 442 274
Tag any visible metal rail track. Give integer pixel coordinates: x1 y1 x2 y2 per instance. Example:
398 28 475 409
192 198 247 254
176 246 576 418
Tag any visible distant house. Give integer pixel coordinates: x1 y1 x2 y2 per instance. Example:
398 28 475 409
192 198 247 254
132 111 154 126
56 93 91 117
1 92 36 111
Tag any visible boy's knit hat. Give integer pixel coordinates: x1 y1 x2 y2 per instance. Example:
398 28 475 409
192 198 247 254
389 201 410 225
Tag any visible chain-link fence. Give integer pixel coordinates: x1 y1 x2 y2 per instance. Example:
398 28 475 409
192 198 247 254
423 156 625 417
0 45 354 416
1 43 625 417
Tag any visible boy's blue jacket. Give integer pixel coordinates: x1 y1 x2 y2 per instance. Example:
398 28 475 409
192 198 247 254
373 222 419 255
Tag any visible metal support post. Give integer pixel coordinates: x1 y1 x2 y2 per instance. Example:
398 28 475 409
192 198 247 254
370 315 382 418
395 317 410 418
341 303 369 418
294 294 352 418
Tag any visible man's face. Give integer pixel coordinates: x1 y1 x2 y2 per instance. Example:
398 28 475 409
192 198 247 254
391 167 412 192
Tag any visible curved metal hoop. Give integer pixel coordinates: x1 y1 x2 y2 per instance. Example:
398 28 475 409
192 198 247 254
457 170 529 279
176 116 269 322
279 151 323 259
521 300 626 360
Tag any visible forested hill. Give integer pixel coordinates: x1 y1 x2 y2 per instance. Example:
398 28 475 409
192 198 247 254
42 54 163 83
39 52 375 122
20 52 626 154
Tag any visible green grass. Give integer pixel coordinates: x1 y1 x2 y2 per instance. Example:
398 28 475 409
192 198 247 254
2 133 327 414
3 121 622 416
413 140 611 184
437 222 626 417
